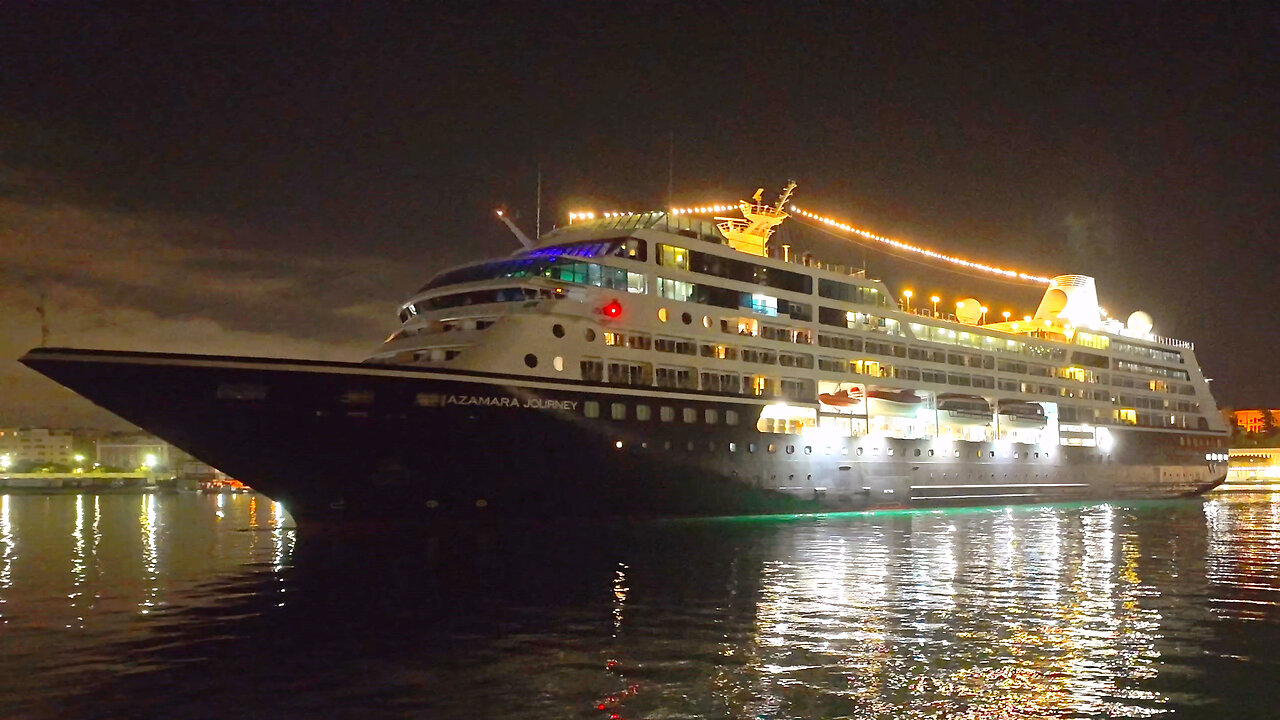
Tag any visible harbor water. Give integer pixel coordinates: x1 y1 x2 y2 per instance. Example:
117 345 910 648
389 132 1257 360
2 491 1280 718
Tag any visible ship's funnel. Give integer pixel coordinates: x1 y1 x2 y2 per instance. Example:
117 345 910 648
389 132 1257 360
1033 274 1101 328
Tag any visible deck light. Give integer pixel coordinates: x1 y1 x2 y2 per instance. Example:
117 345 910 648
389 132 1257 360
602 300 623 318
931 295 940 314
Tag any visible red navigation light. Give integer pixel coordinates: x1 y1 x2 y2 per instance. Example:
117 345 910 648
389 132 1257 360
602 300 623 318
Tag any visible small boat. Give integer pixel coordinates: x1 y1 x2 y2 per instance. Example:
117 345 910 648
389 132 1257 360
937 393 992 425
998 400 1047 428
867 389 923 417
818 387 863 408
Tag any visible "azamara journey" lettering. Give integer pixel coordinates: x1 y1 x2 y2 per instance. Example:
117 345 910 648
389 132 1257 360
431 394 579 411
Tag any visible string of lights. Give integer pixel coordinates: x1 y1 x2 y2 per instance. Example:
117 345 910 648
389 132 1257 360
790 205 1054 285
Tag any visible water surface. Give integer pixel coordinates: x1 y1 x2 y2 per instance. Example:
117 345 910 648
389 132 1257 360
2 491 1279 718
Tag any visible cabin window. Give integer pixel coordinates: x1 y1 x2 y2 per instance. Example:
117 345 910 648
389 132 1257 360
683 408 697 423
611 403 626 420
729 442 737 452
705 409 718 424
552 324 565 338
340 389 375 405
217 383 268 401
636 405 651 421
584 401 600 418
660 406 675 422
726 410 739 426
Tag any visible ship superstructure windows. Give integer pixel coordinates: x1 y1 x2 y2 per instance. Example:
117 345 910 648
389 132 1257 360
419 256 646 295
656 244 813 294
818 278 888 307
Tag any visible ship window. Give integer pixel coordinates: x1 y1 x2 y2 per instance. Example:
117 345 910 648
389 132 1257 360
913 449 921 457
611 403 626 420
954 450 960 458
340 389 375 405
687 441 695 452
989 451 996 458
783 445 793 454
552 324 565 338
749 443 757 453
928 449 935 457
729 442 737 452
664 440 672 450
217 383 268 401
584 401 600 418
636 405 651 421
681 312 692 325
553 356 564 372
660 406 675 422
886 448 894 456
856 447 863 456
705 409 718 424
726 410 739 426
768 444 777 453
584 329 596 342
658 307 669 322
702 315 712 328
524 353 538 368
580 358 604 382
804 446 812 455
683 408 697 423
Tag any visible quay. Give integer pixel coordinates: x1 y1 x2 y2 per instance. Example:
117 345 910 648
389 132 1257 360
1216 447 1280 492
1 471 165 492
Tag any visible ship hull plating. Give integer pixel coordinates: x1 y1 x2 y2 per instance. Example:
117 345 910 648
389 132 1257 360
20 349 1226 522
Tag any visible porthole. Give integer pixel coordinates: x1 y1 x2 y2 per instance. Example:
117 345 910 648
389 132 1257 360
748 443 757 453
524 353 538 368
804 446 812 455
553 356 564 372
887 448 894 456
768 444 777 453
686 441 696 452
702 315 712 328
729 442 737 452
658 307 669 322
584 328 596 342
914 449 921 457
786 445 795 454
856 447 864 456
681 312 692 325
552 324 565 338
929 449 935 457
954 450 960 458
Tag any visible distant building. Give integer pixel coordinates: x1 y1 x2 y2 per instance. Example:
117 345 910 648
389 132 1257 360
96 433 171 471
1234 410 1280 434
0 428 76 466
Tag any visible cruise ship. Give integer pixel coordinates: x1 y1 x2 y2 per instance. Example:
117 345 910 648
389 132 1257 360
19 184 1230 521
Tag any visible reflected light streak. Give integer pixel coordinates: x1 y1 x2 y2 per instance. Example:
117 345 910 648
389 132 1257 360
0 495 12 621
138 494 158 614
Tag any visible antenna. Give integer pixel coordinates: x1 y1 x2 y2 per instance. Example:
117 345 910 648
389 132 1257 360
494 210 535 249
666 130 674 210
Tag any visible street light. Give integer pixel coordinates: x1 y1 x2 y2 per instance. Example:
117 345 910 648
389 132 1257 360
74 453 85 464
930 295 940 315
903 290 913 312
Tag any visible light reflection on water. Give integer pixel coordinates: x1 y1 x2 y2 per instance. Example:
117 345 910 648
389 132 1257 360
2 492 1280 718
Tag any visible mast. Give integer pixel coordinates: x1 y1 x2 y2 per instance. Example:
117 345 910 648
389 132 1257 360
715 180 798 258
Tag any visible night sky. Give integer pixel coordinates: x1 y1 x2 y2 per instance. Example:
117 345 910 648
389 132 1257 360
2 3 1277 427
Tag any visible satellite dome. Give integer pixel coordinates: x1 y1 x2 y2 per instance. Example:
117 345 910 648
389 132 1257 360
955 298 983 325
1127 310 1154 335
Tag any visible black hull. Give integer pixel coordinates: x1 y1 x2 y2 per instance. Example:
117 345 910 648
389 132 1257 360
19 348 1228 523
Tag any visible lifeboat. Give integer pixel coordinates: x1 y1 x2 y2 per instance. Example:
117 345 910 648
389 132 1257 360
937 393 993 426
998 400 1047 428
818 387 864 408
867 389 923 417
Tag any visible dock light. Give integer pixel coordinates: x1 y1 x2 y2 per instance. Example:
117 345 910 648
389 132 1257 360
602 300 623 318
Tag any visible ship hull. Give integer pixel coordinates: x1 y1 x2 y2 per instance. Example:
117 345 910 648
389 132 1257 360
20 348 1227 523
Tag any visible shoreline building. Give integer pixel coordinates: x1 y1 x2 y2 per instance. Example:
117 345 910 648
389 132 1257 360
0 428 75 467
